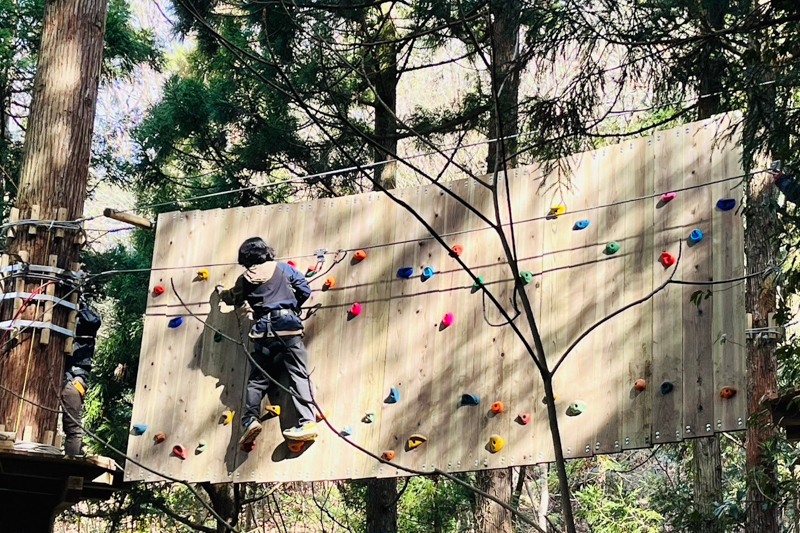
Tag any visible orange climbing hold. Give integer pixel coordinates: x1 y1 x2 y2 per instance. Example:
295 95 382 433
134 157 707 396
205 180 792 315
172 445 188 459
288 441 306 453
324 277 336 289
381 450 396 461
354 250 367 261
451 244 463 257
720 386 737 399
660 252 676 267
491 401 504 414
154 433 166 444
633 379 647 392
315 410 330 422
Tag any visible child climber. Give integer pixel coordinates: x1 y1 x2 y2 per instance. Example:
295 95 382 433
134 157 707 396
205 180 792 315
217 237 317 446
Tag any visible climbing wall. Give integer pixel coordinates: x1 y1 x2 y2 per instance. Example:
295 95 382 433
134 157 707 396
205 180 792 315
125 116 747 483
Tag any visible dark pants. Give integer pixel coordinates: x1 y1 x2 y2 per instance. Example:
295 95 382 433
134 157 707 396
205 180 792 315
244 335 314 426
61 376 86 456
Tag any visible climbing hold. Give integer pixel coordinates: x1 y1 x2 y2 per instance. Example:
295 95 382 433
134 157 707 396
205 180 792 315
633 379 647 392
362 411 376 424
305 266 317 277
197 269 210 281
566 401 587 416
168 317 183 329
381 450 396 461
451 244 463 257
196 441 208 454
132 424 148 436
240 441 256 453
154 433 166 444
287 441 306 453
153 285 165 296
213 332 223 343
660 252 676 267
491 401 505 415
605 242 620 255
287 260 297 268
397 267 414 279
541 394 558 404
471 276 484 293
519 271 534 285
407 434 428 450
548 204 566 217
172 445 188 459
574 220 590 230
353 250 367 262
264 405 281 418
315 410 329 422
386 387 400 404
441 313 454 327
717 198 737 211
720 386 737 399
323 277 336 289
221 410 234 425
660 382 674 395
339 426 353 437
488 435 505 453
517 413 531 425
661 192 676 203
349 302 362 316
460 394 480 406
689 229 704 244
422 266 435 280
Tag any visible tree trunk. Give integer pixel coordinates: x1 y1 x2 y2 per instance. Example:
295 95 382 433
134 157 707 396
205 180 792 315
366 477 397 532
744 170 780 533
369 7 398 190
0 0 108 442
538 464 550 531
692 436 723 533
201 483 241 533
475 469 513 533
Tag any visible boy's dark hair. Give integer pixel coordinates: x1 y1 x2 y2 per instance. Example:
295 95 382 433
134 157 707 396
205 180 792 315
238 237 276 267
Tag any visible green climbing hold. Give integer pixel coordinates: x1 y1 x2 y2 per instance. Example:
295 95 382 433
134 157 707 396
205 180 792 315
214 332 223 343
196 441 208 454
605 242 620 255
519 271 534 285
471 276 484 293
566 401 587 417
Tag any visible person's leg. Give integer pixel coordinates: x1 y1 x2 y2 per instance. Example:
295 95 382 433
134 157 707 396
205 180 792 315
61 377 85 456
242 344 272 426
280 336 316 431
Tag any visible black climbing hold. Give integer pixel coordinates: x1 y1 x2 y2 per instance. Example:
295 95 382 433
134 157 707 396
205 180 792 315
660 382 674 395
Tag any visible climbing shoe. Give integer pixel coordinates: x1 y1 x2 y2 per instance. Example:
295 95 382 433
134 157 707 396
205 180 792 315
238 418 263 446
282 422 318 441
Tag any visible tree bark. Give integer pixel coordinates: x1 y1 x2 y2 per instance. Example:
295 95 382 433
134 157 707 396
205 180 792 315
368 7 398 190
0 0 108 442
366 477 397 532
692 436 723 533
475 468 513 533
538 464 549 531
201 483 241 533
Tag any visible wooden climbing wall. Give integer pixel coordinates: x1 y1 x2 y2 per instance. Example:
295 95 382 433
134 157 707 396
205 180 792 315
125 116 747 483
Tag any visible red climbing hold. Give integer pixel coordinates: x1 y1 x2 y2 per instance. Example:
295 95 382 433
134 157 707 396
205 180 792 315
172 445 188 459
720 386 737 399
660 252 676 267
350 303 362 316
634 379 647 392
240 441 256 453
441 313 454 327
154 433 166 444
287 260 297 268
288 441 305 453
354 250 367 261
451 245 463 257
153 285 165 296
491 401 504 415
517 413 531 425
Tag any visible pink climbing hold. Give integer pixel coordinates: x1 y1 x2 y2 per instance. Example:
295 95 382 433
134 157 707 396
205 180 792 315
441 313 454 327
350 302 362 316
661 192 676 203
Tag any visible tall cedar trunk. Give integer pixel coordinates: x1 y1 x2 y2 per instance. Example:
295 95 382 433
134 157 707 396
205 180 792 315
0 0 108 442
366 477 397 532
477 2 520 531
744 171 779 532
370 9 398 190
202 483 241 533
692 2 727 524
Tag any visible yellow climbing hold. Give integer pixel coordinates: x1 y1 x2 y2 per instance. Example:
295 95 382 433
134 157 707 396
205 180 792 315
407 434 428 450
221 410 233 425
197 268 210 281
264 405 281 417
489 434 505 453
548 204 566 217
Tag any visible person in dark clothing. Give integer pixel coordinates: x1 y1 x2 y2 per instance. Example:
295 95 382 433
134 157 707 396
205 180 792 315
217 237 317 445
62 306 102 456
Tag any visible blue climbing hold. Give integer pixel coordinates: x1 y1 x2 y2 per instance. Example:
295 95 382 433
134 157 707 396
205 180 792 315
397 267 414 279
717 198 736 211
660 382 674 395
132 424 148 436
689 229 703 244
422 266 435 280
339 426 353 437
574 220 590 230
386 387 400 404
460 393 480 406
168 317 183 328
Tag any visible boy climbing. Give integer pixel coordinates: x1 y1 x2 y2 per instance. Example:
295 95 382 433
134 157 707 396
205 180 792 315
217 237 318 446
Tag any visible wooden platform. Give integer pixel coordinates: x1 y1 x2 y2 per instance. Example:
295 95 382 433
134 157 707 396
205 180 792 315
126 116 748 484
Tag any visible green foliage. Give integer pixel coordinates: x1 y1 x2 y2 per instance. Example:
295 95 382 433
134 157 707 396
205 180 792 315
575 483 663 533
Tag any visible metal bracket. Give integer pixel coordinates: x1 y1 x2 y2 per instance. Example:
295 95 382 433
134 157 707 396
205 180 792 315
0 292 78 310
0 320 74 337
746 313 784 341
314 248 327 264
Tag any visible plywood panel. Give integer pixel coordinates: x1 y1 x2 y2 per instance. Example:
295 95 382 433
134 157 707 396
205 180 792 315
127 117 748 483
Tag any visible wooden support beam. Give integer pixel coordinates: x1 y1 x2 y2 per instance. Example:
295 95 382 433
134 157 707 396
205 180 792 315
6 207 19 239
103 208 152 230
39 255 58 345
28 204 39 235
55 208 68 239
